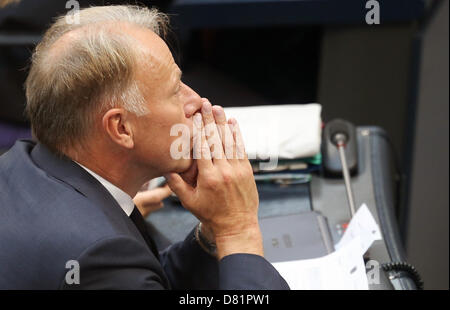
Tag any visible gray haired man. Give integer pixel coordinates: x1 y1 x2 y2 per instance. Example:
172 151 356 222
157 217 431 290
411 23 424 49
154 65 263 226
0 5 289 290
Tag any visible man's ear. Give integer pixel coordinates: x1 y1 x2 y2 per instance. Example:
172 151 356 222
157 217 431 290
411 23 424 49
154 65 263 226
102 108 135 149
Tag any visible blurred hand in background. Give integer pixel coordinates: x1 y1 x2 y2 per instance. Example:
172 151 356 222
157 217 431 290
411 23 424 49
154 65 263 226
133 184 172 218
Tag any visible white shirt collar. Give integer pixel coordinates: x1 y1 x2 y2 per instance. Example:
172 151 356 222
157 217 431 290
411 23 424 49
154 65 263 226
75 162 135 217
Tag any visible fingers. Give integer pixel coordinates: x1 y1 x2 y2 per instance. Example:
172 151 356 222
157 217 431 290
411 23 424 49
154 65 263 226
201 101 225 162
192 100 242 167
228 118 247 160
133 185 172 218
134 199 163 218
150 185 172 201
164 173 194 204
212 105 235 161
193 113 213 170
179 160 198 187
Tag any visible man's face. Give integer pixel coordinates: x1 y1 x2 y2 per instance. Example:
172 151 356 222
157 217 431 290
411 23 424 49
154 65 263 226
128 27 202 175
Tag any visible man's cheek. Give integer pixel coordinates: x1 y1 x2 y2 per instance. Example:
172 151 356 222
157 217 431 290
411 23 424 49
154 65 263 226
169 123 192 160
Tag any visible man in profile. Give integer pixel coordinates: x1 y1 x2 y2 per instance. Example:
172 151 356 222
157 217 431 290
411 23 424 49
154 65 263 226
0 5 289 289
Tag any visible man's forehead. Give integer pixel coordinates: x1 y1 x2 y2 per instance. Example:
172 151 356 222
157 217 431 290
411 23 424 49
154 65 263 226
125 25 173 64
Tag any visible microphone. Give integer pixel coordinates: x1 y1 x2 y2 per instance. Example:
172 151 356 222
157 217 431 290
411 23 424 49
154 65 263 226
322 119 358 217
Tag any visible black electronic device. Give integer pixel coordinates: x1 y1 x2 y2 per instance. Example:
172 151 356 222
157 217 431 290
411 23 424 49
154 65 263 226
260 211 334 263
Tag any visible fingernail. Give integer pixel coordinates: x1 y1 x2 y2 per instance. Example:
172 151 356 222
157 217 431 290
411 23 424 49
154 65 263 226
202 101 212 113
212 105 225 118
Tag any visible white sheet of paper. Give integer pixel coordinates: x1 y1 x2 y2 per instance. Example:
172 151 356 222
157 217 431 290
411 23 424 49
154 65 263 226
273 236 368 290
272 203 382 290
335 203 382 255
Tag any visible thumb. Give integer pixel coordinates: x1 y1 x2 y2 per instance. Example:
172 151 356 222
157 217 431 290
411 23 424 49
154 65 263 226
164 173 194 204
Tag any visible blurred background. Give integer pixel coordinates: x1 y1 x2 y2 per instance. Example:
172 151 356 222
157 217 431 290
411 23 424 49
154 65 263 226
0 0 448 289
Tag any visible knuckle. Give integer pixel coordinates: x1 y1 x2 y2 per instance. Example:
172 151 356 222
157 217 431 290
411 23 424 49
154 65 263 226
236 170 247 182
237 165 252 180
204 176 219 188
221 170 233 184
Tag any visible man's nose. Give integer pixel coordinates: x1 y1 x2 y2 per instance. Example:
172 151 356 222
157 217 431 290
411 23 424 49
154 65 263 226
182 83 203 118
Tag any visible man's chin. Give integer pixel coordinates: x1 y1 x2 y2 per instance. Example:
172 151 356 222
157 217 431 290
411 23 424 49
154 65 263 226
170 157 194 174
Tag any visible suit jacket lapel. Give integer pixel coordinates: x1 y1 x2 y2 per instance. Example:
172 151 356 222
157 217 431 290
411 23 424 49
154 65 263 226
30 142 149 251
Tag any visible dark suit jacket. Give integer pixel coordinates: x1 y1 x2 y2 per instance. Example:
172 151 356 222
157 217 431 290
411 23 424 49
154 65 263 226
0 140 289 290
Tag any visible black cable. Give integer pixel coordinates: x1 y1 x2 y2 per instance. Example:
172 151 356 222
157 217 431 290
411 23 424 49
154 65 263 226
382 262 424 290
368 131 404 221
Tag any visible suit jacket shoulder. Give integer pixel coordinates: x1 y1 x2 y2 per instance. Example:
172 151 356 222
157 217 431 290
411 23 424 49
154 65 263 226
0 141 166 289
0 140 289 290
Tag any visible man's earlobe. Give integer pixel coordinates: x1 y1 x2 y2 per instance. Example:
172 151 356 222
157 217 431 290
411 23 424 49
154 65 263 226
102 108 135 149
